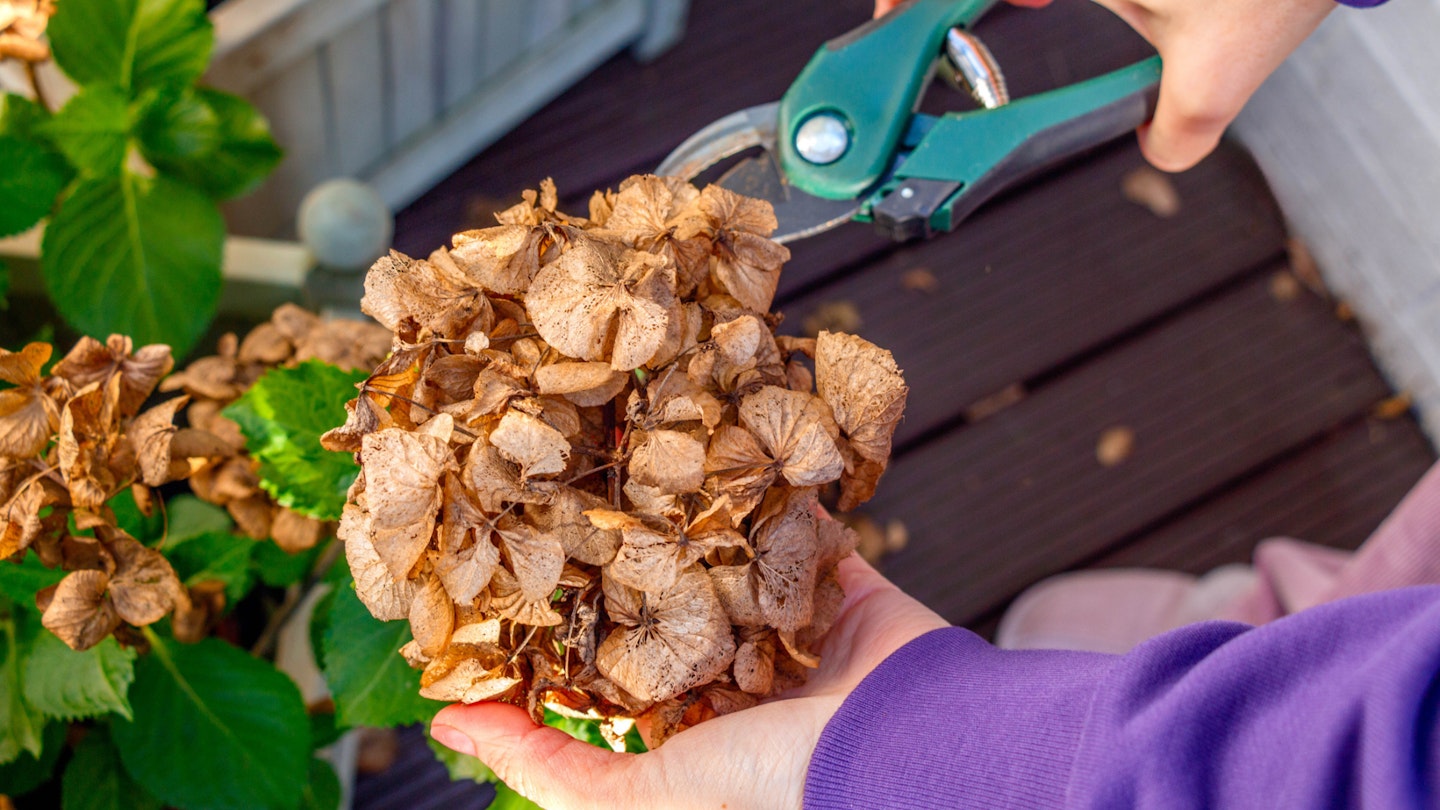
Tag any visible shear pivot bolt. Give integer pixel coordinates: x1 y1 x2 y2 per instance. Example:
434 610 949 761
795 113 849 165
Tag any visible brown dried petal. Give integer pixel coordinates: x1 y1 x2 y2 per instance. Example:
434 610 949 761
362 250 485 338
53 336 173 417
237 322 292 365
271 508 324 553
361 417 452 579
526 239 676 371
227 495 274 540
739 387 843 487
490 567 563 626
703 425 776 522
0 384 57 458
709 563 766 626
450 224 546 295
815 331 908 463
106 534 181 626
530 487 620 566
734 627 776 695
41 570 120 651
535 362 628 408
419 656 523 703
628 430 705 495
130 396 187 486
409 576 455 658
57 378 122 509
340 502 420 621
596 568 736 703
750 488 821 632
490 410 569 478
0 478 46 558
462 443 556 513
436 474 500 604
497 518 564 602
321 395 387 453
0 342 48 388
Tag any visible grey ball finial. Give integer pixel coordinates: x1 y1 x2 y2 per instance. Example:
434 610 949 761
298 179 394 270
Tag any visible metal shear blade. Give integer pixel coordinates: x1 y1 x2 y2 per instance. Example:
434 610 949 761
656 102 860 244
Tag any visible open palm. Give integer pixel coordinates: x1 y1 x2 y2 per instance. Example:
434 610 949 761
431 553 950 809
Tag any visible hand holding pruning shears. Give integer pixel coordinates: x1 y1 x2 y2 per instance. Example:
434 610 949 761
877 0 1335 172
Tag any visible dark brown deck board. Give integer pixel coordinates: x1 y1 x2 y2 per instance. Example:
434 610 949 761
778 140 1284 445
1090 417 1434 574
867 273 1395 625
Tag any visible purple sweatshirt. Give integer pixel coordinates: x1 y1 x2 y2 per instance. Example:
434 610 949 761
804 585 1440 808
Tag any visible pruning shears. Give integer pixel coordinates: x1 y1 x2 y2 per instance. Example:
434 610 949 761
656 0 1162 243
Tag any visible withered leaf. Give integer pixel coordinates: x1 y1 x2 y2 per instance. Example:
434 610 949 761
733 627 776 695
462 442 557 513
628 429 705 495
526 238 676 371
0 478 47 558
419 649 522 703
41 570 120 651
596 568 735 704
489 410 570 479
340 502 420 621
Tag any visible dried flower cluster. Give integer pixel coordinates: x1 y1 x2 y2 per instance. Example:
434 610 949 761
162 303 390 548
0 0 54 63
0 307 391 652
328 176 908 741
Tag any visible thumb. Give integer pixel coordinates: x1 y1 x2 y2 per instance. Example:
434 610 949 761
1138 41 1251 173
432 702 646 810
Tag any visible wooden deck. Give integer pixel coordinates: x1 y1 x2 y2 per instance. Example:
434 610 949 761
360 0 1436 805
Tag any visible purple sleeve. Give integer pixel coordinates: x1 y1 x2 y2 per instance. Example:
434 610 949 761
1337 0 1388 6
804 586 1440 809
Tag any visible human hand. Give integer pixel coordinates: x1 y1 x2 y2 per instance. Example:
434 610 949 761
875 0 1335 172
429 553 950 809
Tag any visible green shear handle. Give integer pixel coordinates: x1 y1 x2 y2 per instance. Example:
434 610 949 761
776 0 1162 239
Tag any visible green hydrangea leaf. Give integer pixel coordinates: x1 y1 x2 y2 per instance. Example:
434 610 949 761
223 361 366 522
41 171 224 356
322 578 443 728
61 727 162 810
23 632 136 721
164 530 256 606
299 757 341 810
0 610 44 764
0 135 69 238
489 783 544 810
141 87 281 200
307 710 345 751
428 723 495 783
164 495 233 544
254 539 324 588
0 719 63 798
111 632 310 810
0 553 64 605
41 85 132 176
1 93 51 140
109 487 163 544
48 0 213 96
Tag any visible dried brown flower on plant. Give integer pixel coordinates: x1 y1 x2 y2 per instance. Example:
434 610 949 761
330 176 910 743
0 306 392 652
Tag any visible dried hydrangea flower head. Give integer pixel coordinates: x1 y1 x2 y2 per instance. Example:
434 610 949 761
330 176 909 744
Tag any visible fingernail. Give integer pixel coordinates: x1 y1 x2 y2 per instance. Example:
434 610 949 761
430 723 477 758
